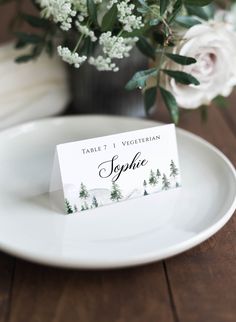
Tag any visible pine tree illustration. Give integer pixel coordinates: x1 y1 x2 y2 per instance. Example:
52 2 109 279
84 201 89 210
156 169 161 179
149 170 157 186
81 205 85 211
79 182 89 200
65 199 73 214
143 180 148 195
74 205 78 213
110 182 122 202
92 195 99 208
170 160 178 179
162 174 170 190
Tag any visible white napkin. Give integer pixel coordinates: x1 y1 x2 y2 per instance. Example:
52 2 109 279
0 42 70 130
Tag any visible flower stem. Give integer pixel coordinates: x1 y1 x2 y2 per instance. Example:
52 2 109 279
73 33 84 53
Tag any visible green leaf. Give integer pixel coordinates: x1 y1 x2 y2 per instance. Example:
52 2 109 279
162 69 200 85
80 37 96 56
122 25 148 38
168 0 183 23
15 39 28 49
101 4 118 31
175 16 201 27
160 87 179 124
45 41 54 57
185 4 212 20
87 0 97 25
200 105 208 122
15 54 35 63
144 87 157 113
149 18 160 26
165 53 197 65
14 32 44 45
125 68 158 90
21 14 50 29
213 95 228 109
138 0 149 9
184 0 213 6
136 36 156 60
160 0 169 16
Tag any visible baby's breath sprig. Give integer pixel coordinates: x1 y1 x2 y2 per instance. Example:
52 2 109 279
4 0 225 122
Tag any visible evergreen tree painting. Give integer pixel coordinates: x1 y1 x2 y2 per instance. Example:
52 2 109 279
81 205 85 211
170 160 178 179
65 199 73 214
110 182 122 202
92 195 99 208
79 182 89 200
149 170 157 186
162 174 170 190
156 169 161 179
84 201 89 210
143 180 148 196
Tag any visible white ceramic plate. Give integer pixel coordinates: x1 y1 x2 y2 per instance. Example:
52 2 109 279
0 115 235 269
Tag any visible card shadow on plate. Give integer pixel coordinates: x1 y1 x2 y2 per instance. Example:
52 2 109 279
25 190 65 215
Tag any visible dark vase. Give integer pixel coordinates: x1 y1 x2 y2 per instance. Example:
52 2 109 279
67 49 147 117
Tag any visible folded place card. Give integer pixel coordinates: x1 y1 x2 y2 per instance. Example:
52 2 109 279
50 124 181 214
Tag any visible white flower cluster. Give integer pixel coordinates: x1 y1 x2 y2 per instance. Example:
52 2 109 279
37 0 143 71
37 0 103 30
75 21 97 42
89 32 138 71
57 46 87 68
109 0 144 32
89 56 118 71
73 0 102 22
37 0 76 31
100 32 138 59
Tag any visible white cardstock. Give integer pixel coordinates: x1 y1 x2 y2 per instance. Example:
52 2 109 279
50 124 181 214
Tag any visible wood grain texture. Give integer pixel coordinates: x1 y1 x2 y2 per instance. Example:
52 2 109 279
154 101 236 322
7 261 174 322
0 4 235 319
0 253 15 322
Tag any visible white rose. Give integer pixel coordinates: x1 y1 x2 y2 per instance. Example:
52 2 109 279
163 21 236 109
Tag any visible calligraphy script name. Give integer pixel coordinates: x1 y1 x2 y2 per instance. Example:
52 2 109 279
98 152 148 182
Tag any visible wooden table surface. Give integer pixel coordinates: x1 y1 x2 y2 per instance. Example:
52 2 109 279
0 3 236 322
0 100 234 322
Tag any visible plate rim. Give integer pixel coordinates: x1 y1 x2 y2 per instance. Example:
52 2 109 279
0 115 235 269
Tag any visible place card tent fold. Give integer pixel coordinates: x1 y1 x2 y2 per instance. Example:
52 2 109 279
49 124 181 215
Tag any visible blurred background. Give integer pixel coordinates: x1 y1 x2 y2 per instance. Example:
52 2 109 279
1 2 235 129
0 1 148 131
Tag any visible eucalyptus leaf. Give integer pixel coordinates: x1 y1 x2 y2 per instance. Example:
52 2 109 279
136 36 156 60
165 53 197 65
185 4 212 20
22 14 50 29
101 4 117 31
162 69 200 85
15 54 35 63
200 105 208 122
125 68 158 90
87 0 97 25
160 0 169 16
184 0 213 6
14 32 44 45
168 0 183 23
160 87 179 124
144 87 157 113
175 16 201 27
